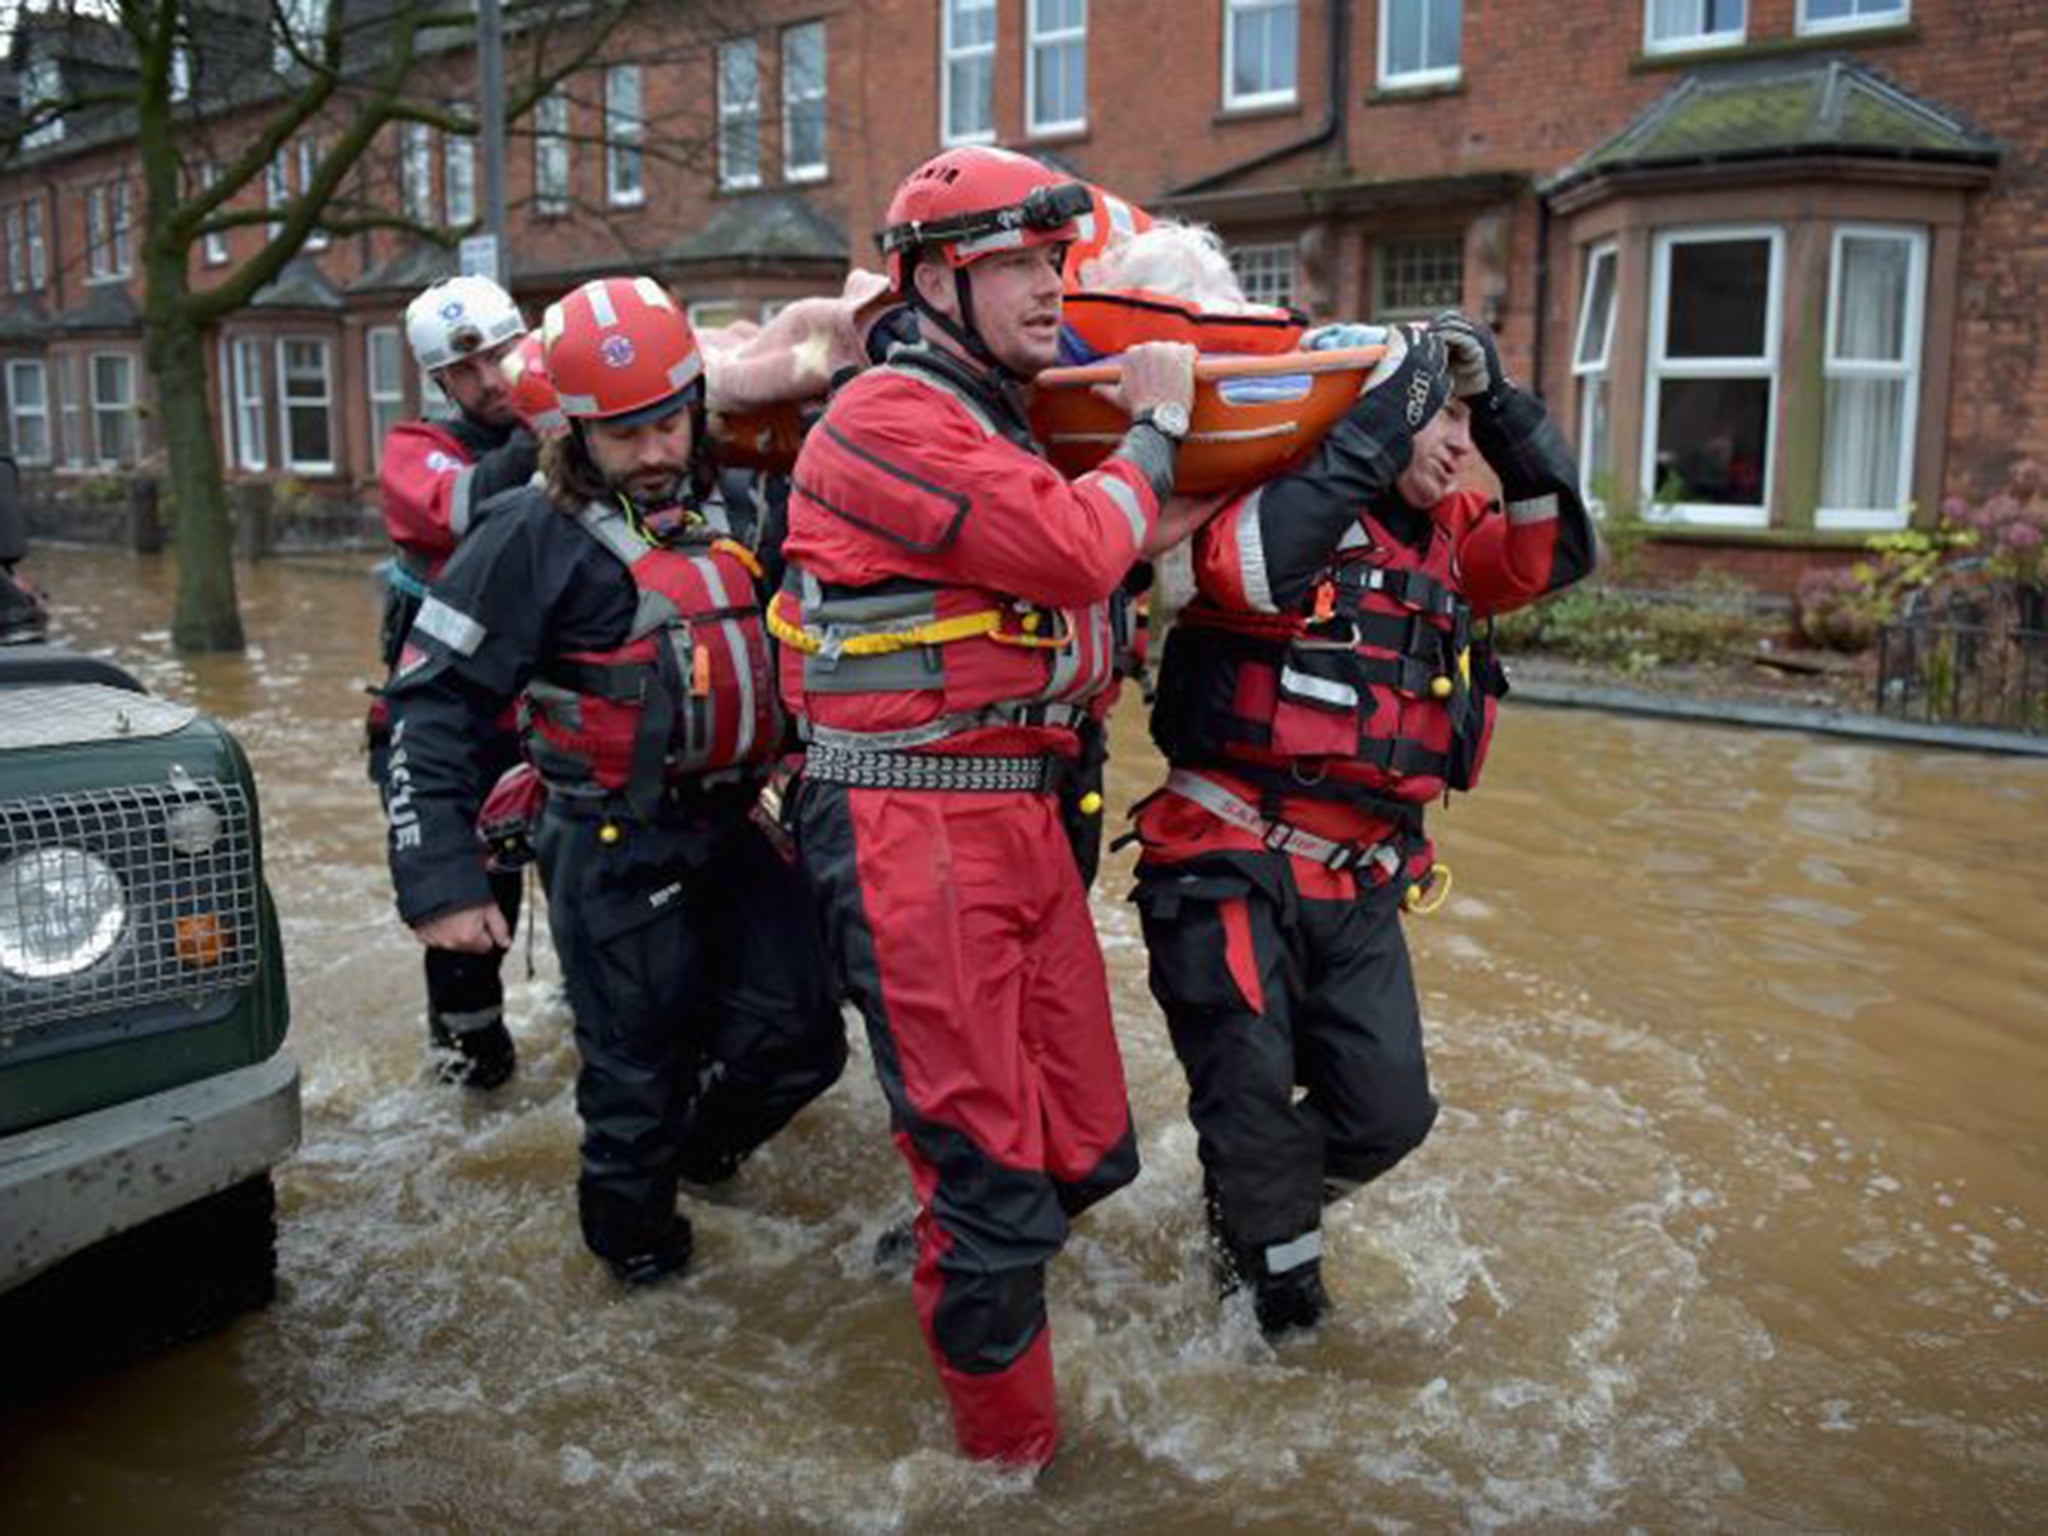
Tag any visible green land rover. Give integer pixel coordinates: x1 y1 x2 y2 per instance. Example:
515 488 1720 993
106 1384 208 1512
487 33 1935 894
0 458 299 1373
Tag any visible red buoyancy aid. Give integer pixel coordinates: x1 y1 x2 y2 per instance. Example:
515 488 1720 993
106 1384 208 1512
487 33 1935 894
1150 505 1509 808
521 502 782 809
776 359 1138 752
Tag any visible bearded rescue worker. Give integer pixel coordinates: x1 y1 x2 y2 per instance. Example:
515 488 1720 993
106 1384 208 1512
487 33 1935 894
384 276 845 1285
1131 310 1597 1338
774 145 1196 1469
369 275 539 1089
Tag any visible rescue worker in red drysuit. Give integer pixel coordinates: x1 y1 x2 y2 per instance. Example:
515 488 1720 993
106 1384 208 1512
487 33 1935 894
776 145 1200 1468
385 276 845 1285
369 275 539 1088
1132 310 1598 1338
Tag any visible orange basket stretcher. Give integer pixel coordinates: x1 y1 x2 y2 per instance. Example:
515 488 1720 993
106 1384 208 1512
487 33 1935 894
1028 346 1386 496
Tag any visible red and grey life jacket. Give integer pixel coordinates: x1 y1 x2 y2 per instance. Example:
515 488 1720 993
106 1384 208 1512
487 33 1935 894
1151 505 1509 808
773 349 1128 752
520 500 781 814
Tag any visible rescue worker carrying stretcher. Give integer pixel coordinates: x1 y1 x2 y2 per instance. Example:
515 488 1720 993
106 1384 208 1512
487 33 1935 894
370 275 538 1089
776 145 1202 1468
383 276 845 1286
1131 310 1598 1339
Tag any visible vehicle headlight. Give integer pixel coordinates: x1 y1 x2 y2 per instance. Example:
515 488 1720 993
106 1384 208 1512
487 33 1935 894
0 847 129 980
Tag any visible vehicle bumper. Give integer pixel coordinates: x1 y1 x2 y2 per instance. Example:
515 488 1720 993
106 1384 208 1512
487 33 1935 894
0 1052 302 1293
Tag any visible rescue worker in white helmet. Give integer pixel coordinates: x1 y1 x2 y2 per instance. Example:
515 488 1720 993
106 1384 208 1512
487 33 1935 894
382 276 846 1285
368 274 538 1089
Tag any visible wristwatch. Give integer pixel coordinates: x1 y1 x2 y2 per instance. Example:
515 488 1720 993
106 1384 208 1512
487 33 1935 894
1136 402 1191 442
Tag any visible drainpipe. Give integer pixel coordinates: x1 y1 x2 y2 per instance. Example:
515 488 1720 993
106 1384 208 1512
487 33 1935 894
1167 0 1350 199
1531 191 1549 403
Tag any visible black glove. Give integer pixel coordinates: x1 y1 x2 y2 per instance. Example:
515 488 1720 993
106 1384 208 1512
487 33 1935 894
1431 310 1509 414
1348 320 1451 466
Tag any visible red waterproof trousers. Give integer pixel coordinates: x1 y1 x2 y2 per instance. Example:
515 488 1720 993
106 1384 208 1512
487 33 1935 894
797 777 1138 1466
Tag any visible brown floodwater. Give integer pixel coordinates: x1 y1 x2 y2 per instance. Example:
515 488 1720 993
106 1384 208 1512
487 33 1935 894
3 544 2045 1534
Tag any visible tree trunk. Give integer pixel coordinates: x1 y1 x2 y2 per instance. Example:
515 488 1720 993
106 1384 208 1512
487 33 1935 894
148 308 245 652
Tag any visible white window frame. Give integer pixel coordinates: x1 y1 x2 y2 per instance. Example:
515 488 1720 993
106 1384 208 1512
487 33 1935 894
534 88 571 216
1797 0 1907 35
686 299 745 333
276 335 336 475
89 351 137 469
60 355 84 468
402 122 436 224
366 325 406 471
605 64 645 207
231 336 269 472
717 41 762 192
294 138 328 251
5 206 22 294
1642 224 1782 528
1645 0 1746 54
444 123 477 227
1026 0 1088 138
1224 0 1299 110
171 43 193 103
781 22 829 184
941 0 997 146
264 149 289 241
7 358 51 466
200 163 230 265
1571 242 1619 510
22 59 64 149
1228 243 1297 309
86 182 132 283
1817 223 1926 532
1378 0 1462 90
25 199 45 290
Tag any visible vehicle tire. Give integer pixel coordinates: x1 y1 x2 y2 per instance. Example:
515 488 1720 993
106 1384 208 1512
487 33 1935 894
0 1173 279 1396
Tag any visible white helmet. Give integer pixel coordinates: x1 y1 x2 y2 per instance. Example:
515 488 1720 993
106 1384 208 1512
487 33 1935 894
405 276 525 372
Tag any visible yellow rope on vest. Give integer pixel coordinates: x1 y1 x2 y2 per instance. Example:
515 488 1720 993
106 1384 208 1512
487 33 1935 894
1403 864 1453 916
766 591 1010 657
711 537 764 581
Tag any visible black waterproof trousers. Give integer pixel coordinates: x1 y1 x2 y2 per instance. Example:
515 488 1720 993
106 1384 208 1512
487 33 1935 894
1134 851 1438 1279
535 797 846 1262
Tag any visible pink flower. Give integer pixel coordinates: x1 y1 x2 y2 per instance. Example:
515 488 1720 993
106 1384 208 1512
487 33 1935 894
2003 522 2043 550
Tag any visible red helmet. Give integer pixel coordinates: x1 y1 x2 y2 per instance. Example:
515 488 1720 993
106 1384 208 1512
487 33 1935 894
878 146 1091 292
540 276 703 423
503 331 567 440
1061 184 1155 291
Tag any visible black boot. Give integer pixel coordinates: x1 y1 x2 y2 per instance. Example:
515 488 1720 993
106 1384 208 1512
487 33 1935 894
1204 1177 1328 1340
428 1012 516 1090
579 1181 693 1286
871 1213 918 1277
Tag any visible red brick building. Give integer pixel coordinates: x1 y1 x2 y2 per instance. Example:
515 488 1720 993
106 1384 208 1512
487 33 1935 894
2 0 2040 586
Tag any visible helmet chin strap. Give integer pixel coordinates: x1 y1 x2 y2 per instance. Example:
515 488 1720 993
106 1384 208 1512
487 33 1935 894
909 266 1011 379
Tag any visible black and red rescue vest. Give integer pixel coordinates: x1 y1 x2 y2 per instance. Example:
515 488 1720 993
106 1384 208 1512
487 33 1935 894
521 501 781 812
1151 505 1509 809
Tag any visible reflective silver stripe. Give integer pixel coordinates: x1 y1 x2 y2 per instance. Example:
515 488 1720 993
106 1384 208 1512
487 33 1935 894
586 282 618 328
1507 492 1560 525
415 594 486 656
669 352 704 391
558 390 600 414
448 465 478 537
1264 1230 1323 1275
1279 665 1358 710
1097 473 1148 550
697 558 757 762
1234 488 1277 613
952 225 1027 259
880 363 1000 437
436 1006 503 1037
1336 521 1372 552
700 501 733 535
1162 769 1401 877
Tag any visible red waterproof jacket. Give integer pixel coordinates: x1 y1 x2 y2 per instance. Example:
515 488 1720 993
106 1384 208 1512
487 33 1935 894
777 345 1165 757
